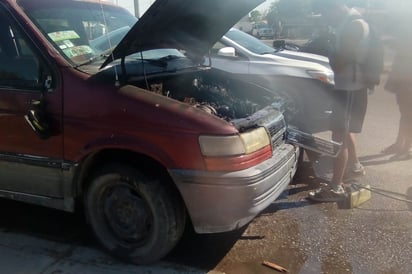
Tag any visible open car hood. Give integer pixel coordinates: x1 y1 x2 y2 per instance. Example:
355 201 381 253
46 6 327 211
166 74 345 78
101 0 264 68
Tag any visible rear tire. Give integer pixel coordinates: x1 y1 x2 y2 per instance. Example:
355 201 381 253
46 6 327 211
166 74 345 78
84 164 185 264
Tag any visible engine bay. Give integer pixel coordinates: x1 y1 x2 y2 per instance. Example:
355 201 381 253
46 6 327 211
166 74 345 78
131 70 276 121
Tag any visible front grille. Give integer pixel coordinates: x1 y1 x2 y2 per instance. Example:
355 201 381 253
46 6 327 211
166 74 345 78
266 115 287 148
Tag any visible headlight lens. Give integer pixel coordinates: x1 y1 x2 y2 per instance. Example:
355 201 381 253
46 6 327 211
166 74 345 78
307 70 335 85
240 127 271 154
199 127 270 157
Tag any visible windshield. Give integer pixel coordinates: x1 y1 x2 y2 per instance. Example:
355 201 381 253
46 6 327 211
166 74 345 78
225 28 276 54
20 0 137 66
138 49 185 60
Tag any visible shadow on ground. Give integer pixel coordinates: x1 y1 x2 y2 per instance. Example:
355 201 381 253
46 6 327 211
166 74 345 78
0 197 241 271
0 199 90 244
166 223 245 270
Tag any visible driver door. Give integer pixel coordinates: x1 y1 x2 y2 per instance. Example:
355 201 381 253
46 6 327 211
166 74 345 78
0 5 63 198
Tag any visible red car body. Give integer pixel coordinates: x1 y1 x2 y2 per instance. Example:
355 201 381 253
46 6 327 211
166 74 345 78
0 0 298 263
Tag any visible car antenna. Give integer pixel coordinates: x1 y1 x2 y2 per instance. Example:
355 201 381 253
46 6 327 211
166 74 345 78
140 51 150 90
99 0 120 87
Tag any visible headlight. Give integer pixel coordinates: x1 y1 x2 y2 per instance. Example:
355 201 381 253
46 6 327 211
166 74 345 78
199 127 270 157
307 70 335 85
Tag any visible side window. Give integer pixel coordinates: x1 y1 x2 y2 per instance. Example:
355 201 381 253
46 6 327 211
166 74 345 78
0 7 50 91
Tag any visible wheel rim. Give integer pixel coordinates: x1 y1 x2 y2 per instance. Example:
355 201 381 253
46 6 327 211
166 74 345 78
102 183 153 245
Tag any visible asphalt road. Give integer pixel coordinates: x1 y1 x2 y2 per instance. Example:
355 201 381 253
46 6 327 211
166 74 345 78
211 72 412 274
0 46 411 274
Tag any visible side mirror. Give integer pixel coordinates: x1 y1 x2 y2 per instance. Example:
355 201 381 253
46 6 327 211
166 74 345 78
24 99 51 139
217 47 236 57
273 40 286 49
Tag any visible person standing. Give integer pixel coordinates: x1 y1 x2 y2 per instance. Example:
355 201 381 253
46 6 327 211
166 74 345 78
309 0 369 202
381 17 412 160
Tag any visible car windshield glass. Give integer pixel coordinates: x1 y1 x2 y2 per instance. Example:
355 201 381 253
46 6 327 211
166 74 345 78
20 1 137 66
225 28 276 54
130 48 187 69
138 49 185 60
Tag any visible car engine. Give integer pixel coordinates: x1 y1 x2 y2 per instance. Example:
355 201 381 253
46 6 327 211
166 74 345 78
138 72 274 121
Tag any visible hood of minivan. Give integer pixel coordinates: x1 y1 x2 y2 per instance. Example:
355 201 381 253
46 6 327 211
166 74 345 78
101 0 264 68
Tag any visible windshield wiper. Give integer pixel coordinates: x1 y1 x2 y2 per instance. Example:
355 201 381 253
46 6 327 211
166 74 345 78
74 55 104 68
75 47 115 68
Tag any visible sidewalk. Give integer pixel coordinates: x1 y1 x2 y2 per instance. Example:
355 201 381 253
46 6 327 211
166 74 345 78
0 231 222 274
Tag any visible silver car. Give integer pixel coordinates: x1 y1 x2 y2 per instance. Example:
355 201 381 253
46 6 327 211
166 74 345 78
210 28 335 134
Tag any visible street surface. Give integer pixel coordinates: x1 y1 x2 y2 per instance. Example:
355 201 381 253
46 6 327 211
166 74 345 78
0 43 411 274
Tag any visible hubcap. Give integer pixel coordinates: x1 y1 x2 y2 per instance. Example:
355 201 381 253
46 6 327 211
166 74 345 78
103 184 152 244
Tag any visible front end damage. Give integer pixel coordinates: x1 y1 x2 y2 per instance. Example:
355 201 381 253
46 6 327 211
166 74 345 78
122 67 340 158
116 68 299 233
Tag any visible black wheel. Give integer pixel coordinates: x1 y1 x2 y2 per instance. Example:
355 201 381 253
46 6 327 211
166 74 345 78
84 164 186 264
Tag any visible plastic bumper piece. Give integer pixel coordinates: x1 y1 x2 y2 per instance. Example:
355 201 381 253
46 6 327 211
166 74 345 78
169 143 299 234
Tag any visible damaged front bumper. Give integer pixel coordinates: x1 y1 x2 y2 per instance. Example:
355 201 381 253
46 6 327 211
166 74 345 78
169 143 299 234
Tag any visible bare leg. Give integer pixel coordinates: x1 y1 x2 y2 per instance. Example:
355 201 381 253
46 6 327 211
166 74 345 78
381 125 404 153
391 115 412 160
347 133 359 165
400 115 411 152
383 95 405 154
331 130 348 188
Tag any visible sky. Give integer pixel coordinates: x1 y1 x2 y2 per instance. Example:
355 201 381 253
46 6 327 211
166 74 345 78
109 0 276 17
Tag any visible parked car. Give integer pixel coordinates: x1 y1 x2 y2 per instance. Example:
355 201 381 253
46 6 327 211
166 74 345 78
272 27 335 57
252 26 275 39
0 0 298 264
210 28 335 134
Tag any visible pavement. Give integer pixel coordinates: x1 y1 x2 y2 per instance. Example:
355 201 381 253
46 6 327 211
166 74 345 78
0 229 223 274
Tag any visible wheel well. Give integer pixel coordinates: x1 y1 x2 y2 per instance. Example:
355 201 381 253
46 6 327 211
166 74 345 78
74 149 181 204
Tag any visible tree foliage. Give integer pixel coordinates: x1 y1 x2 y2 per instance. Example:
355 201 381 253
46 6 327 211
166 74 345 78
265 0 313 30
268 0 312 22
265 0 387 26
249 10 262 23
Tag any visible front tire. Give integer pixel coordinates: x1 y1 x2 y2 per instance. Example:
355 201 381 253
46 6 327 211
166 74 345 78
84 164 185 264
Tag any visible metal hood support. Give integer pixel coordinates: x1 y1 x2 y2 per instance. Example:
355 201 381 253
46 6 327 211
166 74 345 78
101 0 264 68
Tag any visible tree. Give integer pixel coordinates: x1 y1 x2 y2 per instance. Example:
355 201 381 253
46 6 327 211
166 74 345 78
265 0 313 38
269 0 312 22
265 2 279 28
250 10 262 23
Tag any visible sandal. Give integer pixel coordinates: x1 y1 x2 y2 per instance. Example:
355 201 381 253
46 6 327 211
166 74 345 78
308 185 346 202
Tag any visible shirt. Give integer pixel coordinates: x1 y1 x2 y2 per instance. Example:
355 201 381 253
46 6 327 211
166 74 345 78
331 9 370 91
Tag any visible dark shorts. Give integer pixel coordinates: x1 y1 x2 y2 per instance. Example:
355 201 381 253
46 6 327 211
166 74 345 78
330 89 368 133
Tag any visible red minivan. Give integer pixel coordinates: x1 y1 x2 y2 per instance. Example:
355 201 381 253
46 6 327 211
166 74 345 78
0 0 298 263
